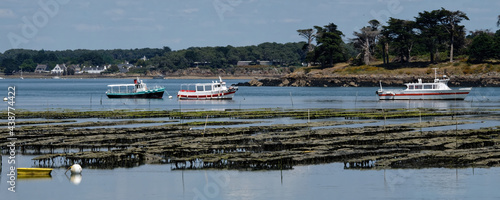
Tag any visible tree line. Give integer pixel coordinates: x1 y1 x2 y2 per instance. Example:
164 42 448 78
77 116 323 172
298 8 500 68
1 8 499 75
0 43 306 75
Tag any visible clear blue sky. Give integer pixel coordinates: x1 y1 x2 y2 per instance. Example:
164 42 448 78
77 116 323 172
1 0 498 53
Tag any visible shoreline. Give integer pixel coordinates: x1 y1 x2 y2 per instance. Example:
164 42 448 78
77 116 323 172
5 73 500 87
0 73 262 80
237 74 500 87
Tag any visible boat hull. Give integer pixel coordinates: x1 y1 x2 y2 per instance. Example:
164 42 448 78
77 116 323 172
17 168 53 176
106 89 165 99
177 91 236 100
377 88 471 100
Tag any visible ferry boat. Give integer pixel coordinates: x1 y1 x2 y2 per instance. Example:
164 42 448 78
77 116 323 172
376 69 472 100
106 78 165 99
177 77 238 100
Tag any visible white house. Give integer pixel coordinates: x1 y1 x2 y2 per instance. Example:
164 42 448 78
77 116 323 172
82 65 108 74
51 64 67 74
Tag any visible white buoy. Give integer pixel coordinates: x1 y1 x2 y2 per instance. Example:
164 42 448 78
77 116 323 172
168 95 173 99
66 164 82 174
3 97 7 101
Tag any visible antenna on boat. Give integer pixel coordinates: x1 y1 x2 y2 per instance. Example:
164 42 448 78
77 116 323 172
433 68 438 80
379 80 383 90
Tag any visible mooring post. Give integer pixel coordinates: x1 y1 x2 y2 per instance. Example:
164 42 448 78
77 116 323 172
203 114 209 136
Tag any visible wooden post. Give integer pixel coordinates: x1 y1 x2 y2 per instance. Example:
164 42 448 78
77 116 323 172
203 114 209 136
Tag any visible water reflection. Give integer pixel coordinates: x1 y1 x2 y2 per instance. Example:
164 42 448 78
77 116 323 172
66 174 83 185
17 174 53 181
377 99 473 110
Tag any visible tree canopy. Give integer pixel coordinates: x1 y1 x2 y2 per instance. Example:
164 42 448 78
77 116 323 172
310 23 346 67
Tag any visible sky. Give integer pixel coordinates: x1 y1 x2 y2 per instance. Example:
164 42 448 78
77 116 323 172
0 0 499 53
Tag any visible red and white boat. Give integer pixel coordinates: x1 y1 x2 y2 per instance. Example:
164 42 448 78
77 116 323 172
177 77 238 100
376 69 472 100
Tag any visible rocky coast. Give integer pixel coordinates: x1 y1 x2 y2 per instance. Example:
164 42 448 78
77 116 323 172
238 73 500 87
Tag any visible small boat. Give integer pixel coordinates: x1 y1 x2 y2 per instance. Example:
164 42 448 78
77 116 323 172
17 168 53 176
52 76 60 79
177 77 238 100
376 69 472 100
106 78 165 99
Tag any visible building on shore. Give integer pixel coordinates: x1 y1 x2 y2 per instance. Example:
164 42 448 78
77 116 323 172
35 64 49 73
82 65 108 74
51 64 67 74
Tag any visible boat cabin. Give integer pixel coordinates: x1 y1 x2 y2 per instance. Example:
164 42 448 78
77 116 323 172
180 81 227 93
107 79 147 94
405 76 451 91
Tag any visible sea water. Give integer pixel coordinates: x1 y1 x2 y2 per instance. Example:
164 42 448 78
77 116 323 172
0 78 499 111
1 155 499 200
0 78 499 199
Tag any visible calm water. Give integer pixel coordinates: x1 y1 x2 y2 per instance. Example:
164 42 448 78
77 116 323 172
1 155 499 200
1 78 500 199
1 78 499 111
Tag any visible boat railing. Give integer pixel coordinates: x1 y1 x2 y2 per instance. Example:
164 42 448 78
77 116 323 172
107 84 164 94
180 83 222 93
107 85 135 94
148 85 165 90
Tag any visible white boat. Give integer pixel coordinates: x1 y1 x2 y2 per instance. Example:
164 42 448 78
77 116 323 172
376 69 472 100
177 77 238 100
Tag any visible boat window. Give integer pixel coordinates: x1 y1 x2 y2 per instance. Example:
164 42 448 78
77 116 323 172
415 85 422 89
424 85 432 89
197 85 204 91
205 85 212 91
408 85 414 89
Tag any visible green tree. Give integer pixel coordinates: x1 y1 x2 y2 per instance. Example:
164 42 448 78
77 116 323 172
439 8 469 62
415 10 447 63
495 30 500 58
19 59 36 72
353 19 381 65
1 58 18 75
297 29 316 53
469 32 495 62
382 18 417 63
106 64 120 73
312 23 346 67
33 50 48 63
78 52 105 66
